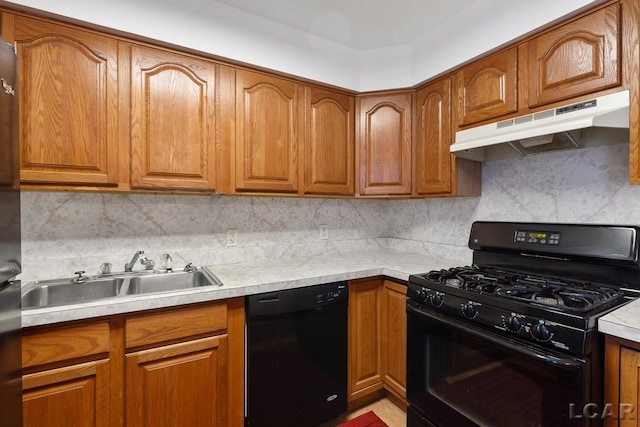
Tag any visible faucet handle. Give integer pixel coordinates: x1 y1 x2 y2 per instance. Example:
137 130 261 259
162 254 173 272
72 271 88 284
183 263 197 273
100 263 112 275
140 256 155 270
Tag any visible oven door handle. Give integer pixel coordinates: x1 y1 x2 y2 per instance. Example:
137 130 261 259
407 302 586 370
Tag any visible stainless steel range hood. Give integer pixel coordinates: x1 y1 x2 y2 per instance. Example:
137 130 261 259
451 90 630 161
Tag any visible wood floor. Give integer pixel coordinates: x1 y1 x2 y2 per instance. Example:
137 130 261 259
320 398 406 427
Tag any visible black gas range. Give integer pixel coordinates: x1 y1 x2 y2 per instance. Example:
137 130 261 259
406 221 640 427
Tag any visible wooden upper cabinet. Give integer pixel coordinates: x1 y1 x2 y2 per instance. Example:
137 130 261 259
457 47 518 126
0 40 18 190
3 14 120 187
304 87 355 195
416 78 452 195
527 3 621 107
129 44 218 191
357 92 412 196
235 70 301 193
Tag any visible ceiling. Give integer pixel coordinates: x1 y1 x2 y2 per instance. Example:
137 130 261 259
214 0 478 49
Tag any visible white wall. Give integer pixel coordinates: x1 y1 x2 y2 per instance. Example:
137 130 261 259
410 0 598 85
5 0 598 91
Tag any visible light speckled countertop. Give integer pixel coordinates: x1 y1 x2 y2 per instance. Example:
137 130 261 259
26 248 640 344
598 298 640 343
21 249 466 328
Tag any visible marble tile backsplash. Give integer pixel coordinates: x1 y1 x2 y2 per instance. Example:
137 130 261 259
20 194 388 282
387 142 640 263
20 142 639 283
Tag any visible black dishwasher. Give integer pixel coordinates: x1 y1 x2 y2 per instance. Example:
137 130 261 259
246 282 348 427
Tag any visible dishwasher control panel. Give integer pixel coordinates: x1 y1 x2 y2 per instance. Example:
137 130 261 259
315 283 347 304
246 281 348 318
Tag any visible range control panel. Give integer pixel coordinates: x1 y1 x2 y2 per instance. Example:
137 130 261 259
468 221 640 264
407 282 587 355
514 230 561 245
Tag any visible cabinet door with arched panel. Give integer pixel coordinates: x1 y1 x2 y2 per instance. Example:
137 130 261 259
457 47 518 126
4 14 120 187
235 70 302 193
304 87 355 195
527 3 620 108
129 44 220 191
416 77 452 195
357 92 412 196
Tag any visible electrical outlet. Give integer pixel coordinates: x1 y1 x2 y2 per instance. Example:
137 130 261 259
226 229 239 247
319 224 329 240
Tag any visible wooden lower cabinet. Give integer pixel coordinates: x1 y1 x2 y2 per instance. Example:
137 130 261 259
21 321 111 427
23 359 110 427
348 278 407 409
348 277 384 404
381 280 408 405
605 335 640 427
22 280 407 425
21 298 244 427
126 336 228 427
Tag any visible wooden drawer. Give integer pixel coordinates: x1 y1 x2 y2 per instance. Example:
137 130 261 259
125 303 227 349
23 321 111 369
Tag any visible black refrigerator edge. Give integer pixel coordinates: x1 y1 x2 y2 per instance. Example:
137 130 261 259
0 37 22 427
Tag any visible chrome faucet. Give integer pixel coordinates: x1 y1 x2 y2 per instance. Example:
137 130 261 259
124 250 144 272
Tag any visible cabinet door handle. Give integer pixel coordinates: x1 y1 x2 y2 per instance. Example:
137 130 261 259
1 78 15 96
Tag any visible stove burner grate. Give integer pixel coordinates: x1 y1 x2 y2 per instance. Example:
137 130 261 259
424 266 622 313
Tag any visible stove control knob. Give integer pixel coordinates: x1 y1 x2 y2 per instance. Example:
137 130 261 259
428 293 444 308
504 316 522 333
462 303 477 319
531 323 552 342
416 289 428 303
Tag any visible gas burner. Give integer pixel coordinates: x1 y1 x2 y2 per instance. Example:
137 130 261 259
444 278 462 287
422 266 623 313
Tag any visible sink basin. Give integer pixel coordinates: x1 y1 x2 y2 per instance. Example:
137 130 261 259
123 270 222 295
22 268 223 309
22 277 125 309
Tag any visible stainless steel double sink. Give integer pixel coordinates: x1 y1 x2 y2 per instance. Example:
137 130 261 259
22 267 223 309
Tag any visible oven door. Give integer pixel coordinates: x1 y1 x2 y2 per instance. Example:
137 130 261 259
407 301 596 427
